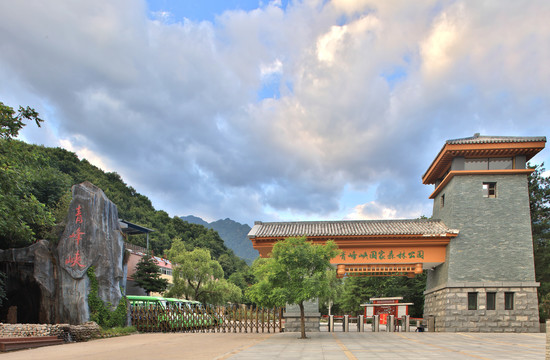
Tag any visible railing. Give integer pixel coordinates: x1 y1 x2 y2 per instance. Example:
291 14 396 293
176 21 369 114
130 304 283 333
325 314 419 332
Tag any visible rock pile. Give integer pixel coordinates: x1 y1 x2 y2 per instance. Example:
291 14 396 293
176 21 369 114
61 322 101 342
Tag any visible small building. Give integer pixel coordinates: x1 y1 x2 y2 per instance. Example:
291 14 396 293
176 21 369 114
361 297 413 319
125 246 173 296
120 220 173 296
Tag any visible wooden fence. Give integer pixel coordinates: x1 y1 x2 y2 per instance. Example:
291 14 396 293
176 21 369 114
130 304 283 333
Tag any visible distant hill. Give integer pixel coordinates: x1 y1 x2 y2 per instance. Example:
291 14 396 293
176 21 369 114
181 216 258 264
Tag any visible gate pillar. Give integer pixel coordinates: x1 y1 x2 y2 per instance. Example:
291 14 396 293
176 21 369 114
372 315 380 332
387 315 395 332
357 315 364 332
343 315 349 332
401 315 410 332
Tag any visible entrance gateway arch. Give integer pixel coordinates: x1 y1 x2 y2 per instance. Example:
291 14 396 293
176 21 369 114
248 134 546 332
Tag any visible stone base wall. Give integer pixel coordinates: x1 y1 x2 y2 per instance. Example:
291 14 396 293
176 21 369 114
0 321 100 341
424 286 539 332
283 315 320 332
0 323 65 338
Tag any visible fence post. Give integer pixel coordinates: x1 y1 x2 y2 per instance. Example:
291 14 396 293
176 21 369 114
279 308 283 333
357 315 364 332
328 315 334 332
343 315 349 332
372 315 379 332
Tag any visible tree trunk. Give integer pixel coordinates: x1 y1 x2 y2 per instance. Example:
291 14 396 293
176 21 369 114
299 301 307 339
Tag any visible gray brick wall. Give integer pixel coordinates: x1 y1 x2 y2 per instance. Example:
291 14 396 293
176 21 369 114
428 173 536 288
425 172 540 331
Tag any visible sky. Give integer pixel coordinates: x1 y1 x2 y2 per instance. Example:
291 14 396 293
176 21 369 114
1 0 549 226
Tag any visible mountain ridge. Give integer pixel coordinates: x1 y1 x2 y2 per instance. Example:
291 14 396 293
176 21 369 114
180 216 258 264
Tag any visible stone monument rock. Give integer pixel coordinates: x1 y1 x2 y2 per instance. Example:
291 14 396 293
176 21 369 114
0 240 56 323
57 181 125 324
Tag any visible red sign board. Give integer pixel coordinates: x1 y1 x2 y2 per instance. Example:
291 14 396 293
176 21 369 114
373 305 397 316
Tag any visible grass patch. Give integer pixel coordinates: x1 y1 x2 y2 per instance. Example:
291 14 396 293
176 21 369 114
96 326 137 338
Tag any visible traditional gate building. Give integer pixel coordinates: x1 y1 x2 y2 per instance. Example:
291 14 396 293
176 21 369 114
248 134 546 332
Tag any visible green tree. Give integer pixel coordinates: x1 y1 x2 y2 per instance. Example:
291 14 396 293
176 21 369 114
166 239 241 304
528 163 550 320
246 237 338 339
0 101 43 140
201 278 242 305
228 267 256 304
319 269 343 316
133 256 169 296
0 103 55 249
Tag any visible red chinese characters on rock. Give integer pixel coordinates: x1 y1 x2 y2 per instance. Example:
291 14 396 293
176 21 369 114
69 227 85 246
65 205 86 268
65 250 84 268
75 205 83 224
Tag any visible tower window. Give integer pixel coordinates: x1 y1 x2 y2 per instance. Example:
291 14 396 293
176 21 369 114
505 292 514 310
482 182 496 198
486 292 496 310
468 292 477 310
440 194 445 208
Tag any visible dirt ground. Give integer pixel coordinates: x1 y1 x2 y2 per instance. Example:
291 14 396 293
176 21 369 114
0 332 274 360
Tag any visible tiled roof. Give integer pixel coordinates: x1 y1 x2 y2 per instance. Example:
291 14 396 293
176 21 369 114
248 219 458 238
422 134 546 184
446 134 546 145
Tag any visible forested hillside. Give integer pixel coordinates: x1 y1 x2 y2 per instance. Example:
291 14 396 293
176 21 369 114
0 135 247 278
181 216 258 263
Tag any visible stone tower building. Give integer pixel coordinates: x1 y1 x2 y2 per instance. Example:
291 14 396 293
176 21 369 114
422 134 546 332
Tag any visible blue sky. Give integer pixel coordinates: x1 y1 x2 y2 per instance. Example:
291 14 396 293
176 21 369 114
147 0 289 23
0 1 548 226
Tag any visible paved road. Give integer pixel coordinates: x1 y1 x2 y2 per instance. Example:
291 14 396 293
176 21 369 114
0 331 546 360
230 332 546 360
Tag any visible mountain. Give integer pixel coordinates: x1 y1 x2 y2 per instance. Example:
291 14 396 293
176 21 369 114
181 216 258 264
180 215 209 227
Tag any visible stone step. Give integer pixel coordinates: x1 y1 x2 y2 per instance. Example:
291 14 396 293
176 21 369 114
0 336 64 352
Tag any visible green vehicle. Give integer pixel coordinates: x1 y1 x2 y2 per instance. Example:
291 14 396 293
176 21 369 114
127 295 165 307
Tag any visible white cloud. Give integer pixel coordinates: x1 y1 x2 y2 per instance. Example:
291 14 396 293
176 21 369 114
346 202 398 220
58 139 113 173
420 7 461 78
260 59 283 78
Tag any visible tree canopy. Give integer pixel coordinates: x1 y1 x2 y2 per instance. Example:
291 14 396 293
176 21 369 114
0 101 43 140
529 163 550 320
133 256 169 296
165 239 241 304
247 237 338 339
0 102 56 248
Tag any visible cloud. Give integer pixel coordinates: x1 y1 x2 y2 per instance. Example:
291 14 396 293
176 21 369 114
1 0 549 225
